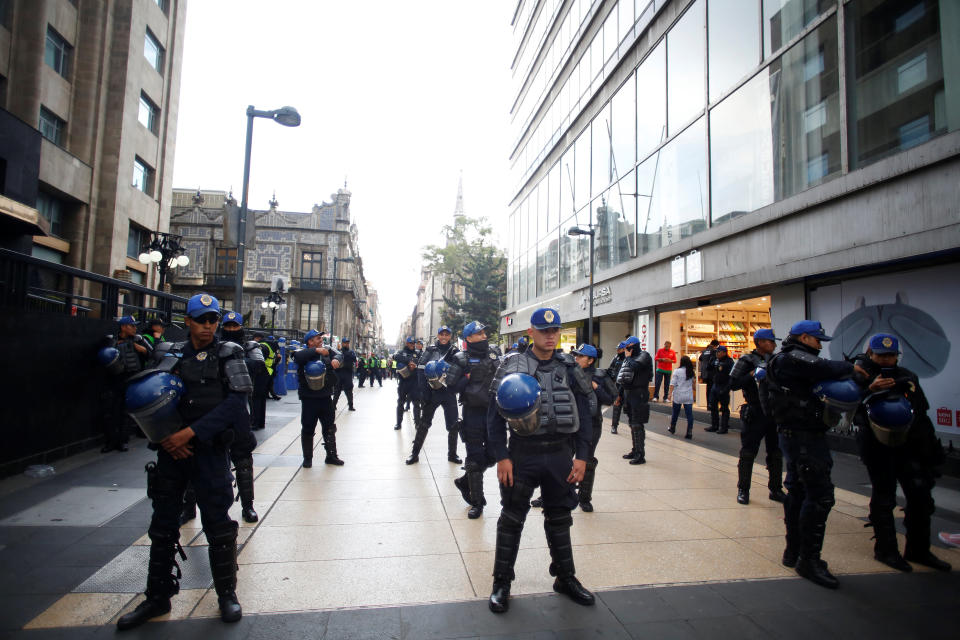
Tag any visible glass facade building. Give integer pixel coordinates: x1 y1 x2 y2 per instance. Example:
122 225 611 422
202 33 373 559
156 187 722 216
505 0 959 310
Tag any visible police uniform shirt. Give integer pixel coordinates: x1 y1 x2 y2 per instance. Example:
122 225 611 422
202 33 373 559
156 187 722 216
177 339 249 444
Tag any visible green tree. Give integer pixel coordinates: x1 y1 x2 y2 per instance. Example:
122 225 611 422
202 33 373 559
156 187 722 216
422 215 506 341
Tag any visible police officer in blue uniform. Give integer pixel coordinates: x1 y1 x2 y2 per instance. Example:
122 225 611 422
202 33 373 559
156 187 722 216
853 333 950 573
294 330 344 467
486 308 595 613
393 337 422 430
447 321 500 518
606 342 626 434
572 344 617 512
334 337 358 411
407 326 461 464
765 320 867 589
730 329 785 505
117 294 249 629
705 345 734 434
98 316 152 451
617 336 654 464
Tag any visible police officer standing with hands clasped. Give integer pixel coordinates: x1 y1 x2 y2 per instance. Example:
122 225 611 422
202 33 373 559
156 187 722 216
294 330 345 467
617 336 653 465
486 307 595 613
393 337 422 430
408 326 461 465
765 320 867 589
117 293 249 629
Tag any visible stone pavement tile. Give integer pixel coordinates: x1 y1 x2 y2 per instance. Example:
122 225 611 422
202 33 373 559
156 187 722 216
736 533 896 575
708 578 802 614
76 526 144 546
44 544 127 568
610 471 736 491
87 616 253 640
0 525 95 546
622 619 698 639
641 488 755 510
238 520 459 563
566 489 675 512
0 544 67 574
553 625 632 639
448 513 547 553
282 477 439 500
570 510 727 545
23 593 132 628
400 599 538 640
656 584 734 619
0 593 62 632
0 565 97 596
684 506 788 538
747 610 837 639
102 500 152 529
259 496 448 526
462 548 556 596
598 588 682 624
0 487 145 528
5 626 100 639
441 494 502 520
322 606 401 640
243 610 329 639
685 614 768 639
460 633 555 640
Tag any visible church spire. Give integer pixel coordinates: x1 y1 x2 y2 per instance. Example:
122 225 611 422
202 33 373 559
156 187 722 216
453 171 465 219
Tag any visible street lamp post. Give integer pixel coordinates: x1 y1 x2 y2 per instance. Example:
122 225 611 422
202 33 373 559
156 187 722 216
260 283 286 328
567 225 596 345
330 256 355 341
234 105 301 315
139 231 189 292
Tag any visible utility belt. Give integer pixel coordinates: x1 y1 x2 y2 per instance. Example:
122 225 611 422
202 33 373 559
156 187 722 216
508 436 572 457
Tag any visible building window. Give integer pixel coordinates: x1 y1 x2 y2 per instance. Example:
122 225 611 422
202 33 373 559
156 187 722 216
215 247 237 274
144 29 164 73
36 192 65 237
666 0 705 136
845 0 956 169
301 251 323 279
138 92 159 134
708 0 760 103
132 156 155 195
300 302 321 330
127 224 148 258
44 26 72 78
38 106 65 145
153 0 168 14
763 0 832 58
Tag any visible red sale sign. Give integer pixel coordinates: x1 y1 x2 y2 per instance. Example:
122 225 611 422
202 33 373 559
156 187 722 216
936 407 953 427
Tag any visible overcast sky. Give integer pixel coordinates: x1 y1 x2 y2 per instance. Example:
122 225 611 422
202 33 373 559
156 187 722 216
172 1 516 340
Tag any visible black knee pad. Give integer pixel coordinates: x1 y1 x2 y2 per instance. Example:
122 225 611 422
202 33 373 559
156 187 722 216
499 481 534 525
543 509 573 529
464 461 485 474
814 494 836 514
205 520 239 546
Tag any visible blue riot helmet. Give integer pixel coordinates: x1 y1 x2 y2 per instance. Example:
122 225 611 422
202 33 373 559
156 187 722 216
97 346 125 376
125 371 184 442
496 373 541 435
304 359 327 391
866 394 914 447
812 379 861 428
753 364 767 382
425 359 451 389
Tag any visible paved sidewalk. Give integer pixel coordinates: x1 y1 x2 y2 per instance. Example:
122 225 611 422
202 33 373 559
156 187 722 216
1 384 958 638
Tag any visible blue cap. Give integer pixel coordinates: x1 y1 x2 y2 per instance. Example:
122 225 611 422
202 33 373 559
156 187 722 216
304 329 321 343
790 320 832 341
511 342 518 349
118 315 136 326
463 321 487 338
222 311 242 325
437 325 451 334
341 337 350 343
868 333 900 354
530 307 561 330
753 328 779 342
186 293 221 318
572 344 598 359
269 335 275 340
716 345 728 353
617 341 626 349
623 336 640 347
405 336 415 344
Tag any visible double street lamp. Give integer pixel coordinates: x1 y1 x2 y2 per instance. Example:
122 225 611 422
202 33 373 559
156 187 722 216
234 105 301 315
260 282 286 328
138 231 189 291
567 224 596 345
329 256 355 342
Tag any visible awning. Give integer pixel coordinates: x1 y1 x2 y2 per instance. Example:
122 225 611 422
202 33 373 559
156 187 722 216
0 193 49 236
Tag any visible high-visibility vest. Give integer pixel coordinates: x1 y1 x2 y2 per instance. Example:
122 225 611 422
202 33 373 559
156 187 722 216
261 342 275 376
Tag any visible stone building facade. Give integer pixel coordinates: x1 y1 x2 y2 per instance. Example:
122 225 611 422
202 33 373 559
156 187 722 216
167 186 379 350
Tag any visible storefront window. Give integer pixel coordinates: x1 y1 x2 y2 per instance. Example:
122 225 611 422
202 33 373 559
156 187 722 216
845 0 959 169
709 0 761 103
639 117 708 252
667 0 706 135
763 0 832 59
637 41 667 160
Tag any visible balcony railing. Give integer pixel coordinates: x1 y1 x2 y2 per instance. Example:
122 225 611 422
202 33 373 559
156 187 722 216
203 272 237 288
291 277 357 296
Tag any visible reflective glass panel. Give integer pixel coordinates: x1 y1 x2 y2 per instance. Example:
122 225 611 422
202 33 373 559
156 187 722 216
519 251 529 303
574 130 591 211
559 215 579 288
595 170 638 271
592 105 612 197
637 41 667 160
709 0 761 103
638 117 708 252
548 163 561 232
560 148 574 220
846 0 957 169
667 0 706 135
763 0 832 58
611 75 636 181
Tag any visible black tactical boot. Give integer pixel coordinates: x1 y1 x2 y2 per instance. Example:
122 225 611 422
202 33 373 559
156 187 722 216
489 579 511 613
490 506 524 613
301 434 314 468
118 531 181 630
870 513 911 572
406 426 428 464
767 452 786 502
782 494 800 568
454 474 471 504
903 506 952 571
717 414 729 434
629 427 646 464
207 522 242 623
578 458 598 512
705 412 719 432
737 452 754 505
117 597 172 630
447 429 462 464
904 549 952 572
545 510 595 606
796 501 838 588
396 405 404 430
233 458 258 523
795 556 838 589
467 468 486 519
324 442 345 466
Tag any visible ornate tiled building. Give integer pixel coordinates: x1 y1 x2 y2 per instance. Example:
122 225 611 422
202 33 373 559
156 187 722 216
167 186 377 349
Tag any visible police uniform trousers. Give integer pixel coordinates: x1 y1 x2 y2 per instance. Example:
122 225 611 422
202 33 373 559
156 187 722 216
779 429 834 562
396 376 421 427
301 396 336 461
250 369 269 430
494 438 579 582
358 367 367 387
738 407 783 494
457 405 494 507
182 417 257 520
373 368 383 386
413 388 460 458
333 371 355 410
147 446 238 601
624 389 650 460
578 415 603 505
859 431 936 558
103 376 133 447
709 387 730 430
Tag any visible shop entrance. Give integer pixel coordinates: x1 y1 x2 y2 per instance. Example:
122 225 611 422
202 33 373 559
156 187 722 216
658 295 771 408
